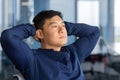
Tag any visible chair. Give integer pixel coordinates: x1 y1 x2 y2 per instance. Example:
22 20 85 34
13 73 24 80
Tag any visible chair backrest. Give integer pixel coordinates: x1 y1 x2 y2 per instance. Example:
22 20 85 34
13 73 25 80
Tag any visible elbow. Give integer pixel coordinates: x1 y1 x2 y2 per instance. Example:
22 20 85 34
1 30 13 43
94 27 100 38
89 27 100 43
93 27 101 44
96 27 100 37
1 30 8 41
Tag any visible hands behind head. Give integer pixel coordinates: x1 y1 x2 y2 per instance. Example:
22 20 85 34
32 24 40 42
33 34 40 42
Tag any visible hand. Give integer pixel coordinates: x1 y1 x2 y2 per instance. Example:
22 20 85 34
33 34 40 42
32 24 40 42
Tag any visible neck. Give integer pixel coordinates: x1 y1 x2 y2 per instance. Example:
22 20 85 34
41 43 61 51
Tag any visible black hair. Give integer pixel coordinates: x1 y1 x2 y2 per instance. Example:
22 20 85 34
33 10 63 30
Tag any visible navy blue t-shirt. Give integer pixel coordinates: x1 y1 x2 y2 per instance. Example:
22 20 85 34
1 22 100 80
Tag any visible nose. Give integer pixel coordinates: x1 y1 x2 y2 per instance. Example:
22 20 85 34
59 26 65 33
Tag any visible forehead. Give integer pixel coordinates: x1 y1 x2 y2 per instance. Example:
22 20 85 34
45 15 64 25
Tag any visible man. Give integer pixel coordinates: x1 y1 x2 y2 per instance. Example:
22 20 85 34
1 10 100 80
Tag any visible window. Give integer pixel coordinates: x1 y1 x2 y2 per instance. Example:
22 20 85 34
114 0 120 53
114 0 120 42
77 0 99 26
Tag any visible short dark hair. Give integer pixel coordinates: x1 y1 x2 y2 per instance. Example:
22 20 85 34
33 10 63 30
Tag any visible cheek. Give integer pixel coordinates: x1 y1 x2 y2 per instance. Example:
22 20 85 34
44 31 58 40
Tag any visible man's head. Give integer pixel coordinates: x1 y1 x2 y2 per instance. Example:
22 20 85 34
33 10 67 51
33 10 63 30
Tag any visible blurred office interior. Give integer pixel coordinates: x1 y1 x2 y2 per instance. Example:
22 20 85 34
0 0 120 80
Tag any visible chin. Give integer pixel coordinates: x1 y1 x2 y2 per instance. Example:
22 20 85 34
60 42 67 46
57 40 67 46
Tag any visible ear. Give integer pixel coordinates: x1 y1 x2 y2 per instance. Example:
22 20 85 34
34 29 44 41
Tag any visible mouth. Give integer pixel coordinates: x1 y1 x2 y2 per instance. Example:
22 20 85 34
59 36 67 39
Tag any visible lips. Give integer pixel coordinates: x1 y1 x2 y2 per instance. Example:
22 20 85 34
59 36 67 39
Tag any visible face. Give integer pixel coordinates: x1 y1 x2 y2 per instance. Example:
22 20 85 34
40 15 67 48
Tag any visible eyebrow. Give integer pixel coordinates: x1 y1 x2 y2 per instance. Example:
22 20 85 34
48 21 64 26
